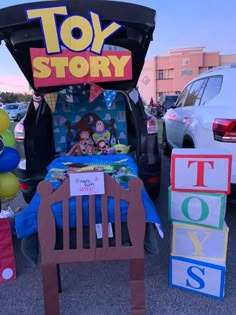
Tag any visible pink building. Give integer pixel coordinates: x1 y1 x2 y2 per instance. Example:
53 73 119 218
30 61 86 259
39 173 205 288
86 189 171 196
138 47 236 104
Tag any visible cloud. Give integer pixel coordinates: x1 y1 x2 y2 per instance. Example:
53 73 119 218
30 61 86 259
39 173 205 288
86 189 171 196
103 113 111 120
74 115 81 122
79 107 87 112
53 128 60 133
0 75 30 93
118 132 127 139
59 136 66 144
95 106 102 111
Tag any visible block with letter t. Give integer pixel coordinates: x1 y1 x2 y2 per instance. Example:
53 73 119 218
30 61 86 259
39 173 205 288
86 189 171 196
169 256 226 300
171 148 232 194
171 222 229 265
168 186 226 229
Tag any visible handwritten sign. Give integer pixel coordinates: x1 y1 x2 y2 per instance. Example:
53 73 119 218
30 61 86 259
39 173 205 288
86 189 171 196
69 172 105 196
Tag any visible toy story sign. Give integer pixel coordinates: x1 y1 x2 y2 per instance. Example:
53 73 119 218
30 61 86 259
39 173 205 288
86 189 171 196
26 6 132 88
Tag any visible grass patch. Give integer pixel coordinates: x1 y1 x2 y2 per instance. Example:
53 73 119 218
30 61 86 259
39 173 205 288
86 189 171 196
158 118 163 144
9 122 17 133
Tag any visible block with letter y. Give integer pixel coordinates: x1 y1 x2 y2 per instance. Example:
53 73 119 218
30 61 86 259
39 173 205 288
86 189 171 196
171 222 229 265
169 256 226 300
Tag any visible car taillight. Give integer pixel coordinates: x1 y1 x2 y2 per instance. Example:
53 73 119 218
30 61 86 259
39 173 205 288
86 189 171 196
147 176 159 184
15 131 25 141
213 119 236 142
19 183 29 191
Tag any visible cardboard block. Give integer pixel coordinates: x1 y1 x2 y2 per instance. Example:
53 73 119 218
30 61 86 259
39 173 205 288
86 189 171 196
168 186 226 229
171 148 232 194
169 256 225 300
171 222 229 263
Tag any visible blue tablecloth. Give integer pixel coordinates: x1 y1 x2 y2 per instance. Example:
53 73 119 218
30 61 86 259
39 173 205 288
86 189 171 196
16 154 163 239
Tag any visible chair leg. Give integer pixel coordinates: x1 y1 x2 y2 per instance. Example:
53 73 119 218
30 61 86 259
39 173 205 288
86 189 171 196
129 258 146 315
57 264 62 293
42 264 60 315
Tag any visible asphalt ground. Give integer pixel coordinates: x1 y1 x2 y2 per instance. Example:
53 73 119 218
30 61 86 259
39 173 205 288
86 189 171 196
1 154 236 315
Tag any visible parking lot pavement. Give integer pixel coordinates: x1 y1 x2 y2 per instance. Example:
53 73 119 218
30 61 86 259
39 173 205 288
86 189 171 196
1 154 236 315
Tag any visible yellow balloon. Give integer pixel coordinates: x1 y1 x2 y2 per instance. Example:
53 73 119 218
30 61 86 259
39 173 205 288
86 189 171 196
0 109 10 133
0 172 19 199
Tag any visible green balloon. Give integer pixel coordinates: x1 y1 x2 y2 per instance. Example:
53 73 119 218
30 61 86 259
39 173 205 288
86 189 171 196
0 130 15 147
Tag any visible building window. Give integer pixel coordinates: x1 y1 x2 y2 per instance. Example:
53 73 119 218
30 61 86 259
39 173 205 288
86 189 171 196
157 70 163 80
157 69 173 80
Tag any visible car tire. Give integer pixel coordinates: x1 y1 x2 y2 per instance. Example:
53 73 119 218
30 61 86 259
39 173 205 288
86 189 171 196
162 126 171 156
17 114 21 121
183 138 195 149
147 184 160 201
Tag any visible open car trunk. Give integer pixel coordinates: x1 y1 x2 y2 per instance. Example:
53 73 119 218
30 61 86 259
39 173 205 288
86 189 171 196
0 0 155 93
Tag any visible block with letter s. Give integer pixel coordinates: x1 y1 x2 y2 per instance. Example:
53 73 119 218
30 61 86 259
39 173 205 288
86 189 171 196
169 256 225 300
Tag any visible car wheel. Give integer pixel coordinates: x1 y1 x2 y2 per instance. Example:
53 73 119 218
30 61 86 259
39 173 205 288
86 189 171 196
17 114 21 121
162 126 171 156
183 138 194 148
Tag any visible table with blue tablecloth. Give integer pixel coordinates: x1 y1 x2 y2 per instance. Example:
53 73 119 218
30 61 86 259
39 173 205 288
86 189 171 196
16 154 164 263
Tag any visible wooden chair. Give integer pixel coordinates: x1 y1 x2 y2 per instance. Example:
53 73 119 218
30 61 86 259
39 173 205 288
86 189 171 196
37 173 146 315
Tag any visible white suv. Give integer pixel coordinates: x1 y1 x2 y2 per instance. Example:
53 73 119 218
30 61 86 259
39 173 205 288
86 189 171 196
163 63 236 188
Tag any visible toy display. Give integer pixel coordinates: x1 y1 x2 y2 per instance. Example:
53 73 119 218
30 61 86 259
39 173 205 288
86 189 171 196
52 85 128 156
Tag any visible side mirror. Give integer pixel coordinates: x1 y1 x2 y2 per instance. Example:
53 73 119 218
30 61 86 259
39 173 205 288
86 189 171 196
129 90 139 104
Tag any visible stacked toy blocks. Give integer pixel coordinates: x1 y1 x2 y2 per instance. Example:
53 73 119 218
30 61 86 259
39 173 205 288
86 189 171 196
168 148 232 300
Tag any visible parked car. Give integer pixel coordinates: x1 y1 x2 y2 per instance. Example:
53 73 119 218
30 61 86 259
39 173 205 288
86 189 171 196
1 0 161 203
161 94 179 116
14 115 26 142
3 103 27 121
162 63 236 193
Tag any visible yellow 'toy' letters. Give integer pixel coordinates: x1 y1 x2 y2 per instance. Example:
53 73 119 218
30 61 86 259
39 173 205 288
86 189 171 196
187 232 210 256
26 6 123 55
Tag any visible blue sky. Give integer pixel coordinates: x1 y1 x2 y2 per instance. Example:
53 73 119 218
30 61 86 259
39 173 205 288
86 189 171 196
0 0 236 91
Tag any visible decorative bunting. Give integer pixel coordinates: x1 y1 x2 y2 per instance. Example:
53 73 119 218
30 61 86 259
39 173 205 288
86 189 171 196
44 92 58 112
104 90 117 108
89 84 104 103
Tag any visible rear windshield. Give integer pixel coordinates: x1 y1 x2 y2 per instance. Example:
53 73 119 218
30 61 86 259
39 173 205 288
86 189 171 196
164 96 179 102
4 104 18 110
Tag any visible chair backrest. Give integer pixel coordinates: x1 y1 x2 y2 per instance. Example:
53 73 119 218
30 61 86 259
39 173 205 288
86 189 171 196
37 173 146 265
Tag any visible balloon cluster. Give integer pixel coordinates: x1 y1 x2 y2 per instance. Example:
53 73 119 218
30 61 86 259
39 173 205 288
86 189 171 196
0 109 20 201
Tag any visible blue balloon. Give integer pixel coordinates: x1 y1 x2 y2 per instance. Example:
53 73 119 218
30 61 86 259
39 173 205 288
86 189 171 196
0 146 20 173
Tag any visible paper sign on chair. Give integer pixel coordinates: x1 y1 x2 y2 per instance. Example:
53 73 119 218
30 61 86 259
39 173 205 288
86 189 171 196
171 148 232 194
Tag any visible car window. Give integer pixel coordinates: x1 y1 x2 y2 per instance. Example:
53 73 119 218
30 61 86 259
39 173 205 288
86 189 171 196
184 79 207 107
200 76 223 105
4 104 18 110
175 84 192 107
